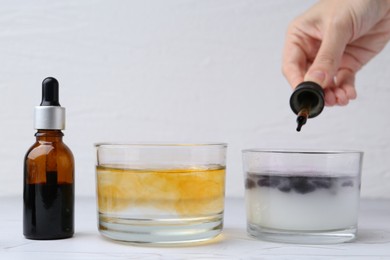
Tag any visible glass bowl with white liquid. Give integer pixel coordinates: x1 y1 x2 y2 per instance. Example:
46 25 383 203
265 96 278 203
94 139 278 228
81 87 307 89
242 149 363 244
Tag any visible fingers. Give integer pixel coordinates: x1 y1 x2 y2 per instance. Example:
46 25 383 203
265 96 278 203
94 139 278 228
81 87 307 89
282 61 305 90
324 83 337 106
304 23 351 88
324 69 357 106
282 32 358 107
335 69 357 105
282 33 307 89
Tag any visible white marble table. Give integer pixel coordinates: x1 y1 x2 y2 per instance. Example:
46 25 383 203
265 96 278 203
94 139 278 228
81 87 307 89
1 196 390 259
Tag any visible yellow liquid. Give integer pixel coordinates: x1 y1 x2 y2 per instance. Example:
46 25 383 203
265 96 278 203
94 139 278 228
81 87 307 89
97 165 225 217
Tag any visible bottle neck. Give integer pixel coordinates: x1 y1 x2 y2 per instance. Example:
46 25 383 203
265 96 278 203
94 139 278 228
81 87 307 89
35 129 64 142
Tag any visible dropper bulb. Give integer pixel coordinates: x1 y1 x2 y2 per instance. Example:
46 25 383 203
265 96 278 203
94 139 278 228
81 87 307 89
40 77 60 106
289 81 325 132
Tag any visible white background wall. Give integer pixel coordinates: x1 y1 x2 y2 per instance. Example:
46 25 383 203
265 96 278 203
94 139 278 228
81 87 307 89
1 0 389 198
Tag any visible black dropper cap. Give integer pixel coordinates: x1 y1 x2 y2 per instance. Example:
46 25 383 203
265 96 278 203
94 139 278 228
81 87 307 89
34 77 65 130
289 81 324 132
40 77 61 106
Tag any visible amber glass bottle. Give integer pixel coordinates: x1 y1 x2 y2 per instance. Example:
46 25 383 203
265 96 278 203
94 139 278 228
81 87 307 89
23 77 74 239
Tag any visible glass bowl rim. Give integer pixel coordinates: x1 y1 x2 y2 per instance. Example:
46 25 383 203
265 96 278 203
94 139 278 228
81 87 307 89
95 142 228 148
242 148 363 155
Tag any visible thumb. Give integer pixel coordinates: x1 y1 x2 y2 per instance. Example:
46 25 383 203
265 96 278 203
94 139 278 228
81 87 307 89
304 28 349 87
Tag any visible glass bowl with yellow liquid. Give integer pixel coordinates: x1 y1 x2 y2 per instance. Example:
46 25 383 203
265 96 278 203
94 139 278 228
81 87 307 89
95 143 227 245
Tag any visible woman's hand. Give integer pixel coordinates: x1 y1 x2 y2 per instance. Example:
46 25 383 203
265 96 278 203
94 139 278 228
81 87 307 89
282 0 390 106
